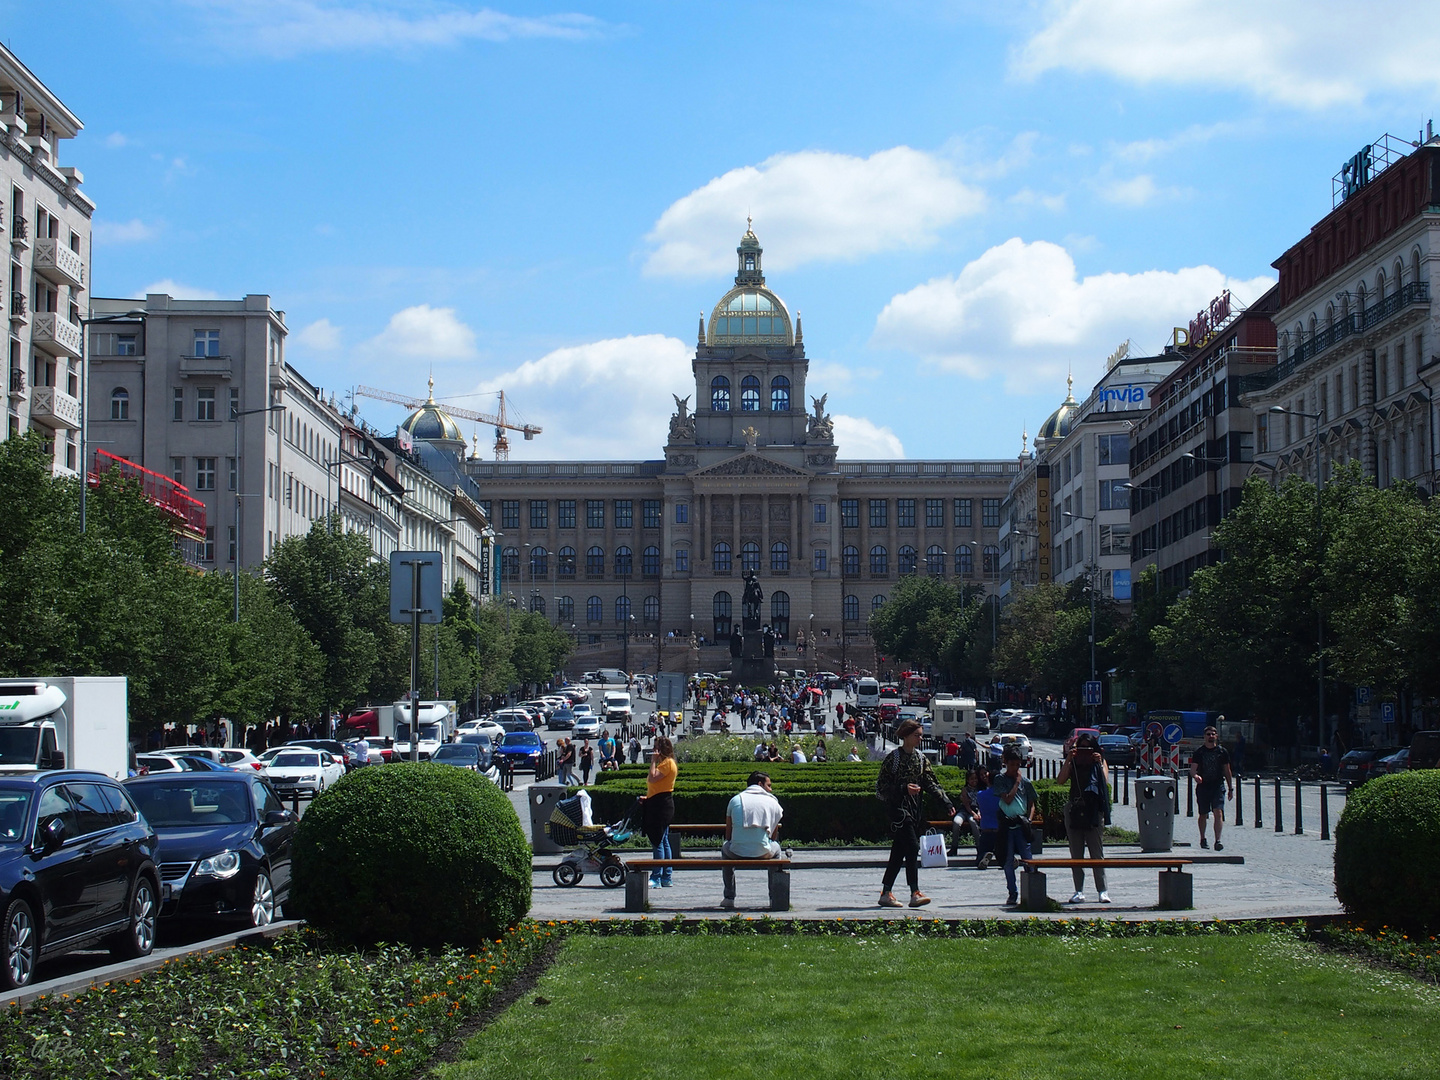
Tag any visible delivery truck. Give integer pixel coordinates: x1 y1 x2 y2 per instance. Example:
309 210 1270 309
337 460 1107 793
0 676 130 779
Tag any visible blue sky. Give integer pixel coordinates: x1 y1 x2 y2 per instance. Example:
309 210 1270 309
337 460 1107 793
15 1 1440 460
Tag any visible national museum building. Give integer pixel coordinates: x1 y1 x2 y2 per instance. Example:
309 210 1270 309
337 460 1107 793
444 229 1017 667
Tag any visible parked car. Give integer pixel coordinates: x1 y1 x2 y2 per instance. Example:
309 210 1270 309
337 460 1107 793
124 773 296 928
162 746 228 764
0 771 161 990
454 733 495 764
520 700 556 721
573 715 602 739
363 737 395 764
136 753 212 774
559 685 591 704
548 708 577 731
987 734 1035 765
1376 747 1410 774
973 709 991 735
284 739 350 770
493 731 547 771
431 743 486 772
1097 733 1138 767
457 718 506 742
218 748 265 771
1337 747 1400 789
261 749 345 798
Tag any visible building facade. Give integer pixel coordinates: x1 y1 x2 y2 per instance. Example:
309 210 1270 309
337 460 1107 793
2 45 93 474
452 229 1017 670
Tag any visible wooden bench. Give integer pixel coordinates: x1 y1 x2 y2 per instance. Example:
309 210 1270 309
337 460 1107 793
1020 858 1194 910
623 858 791 912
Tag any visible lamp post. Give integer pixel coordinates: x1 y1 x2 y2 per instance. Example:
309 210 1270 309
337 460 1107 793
1269 405 1327 750
323 451 372 533
230 402 288 622
79 308 147 532
620 562 631 676
808 613 815 676
1063 511 1099 724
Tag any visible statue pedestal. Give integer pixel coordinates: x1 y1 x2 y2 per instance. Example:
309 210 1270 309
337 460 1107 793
737 620 774 685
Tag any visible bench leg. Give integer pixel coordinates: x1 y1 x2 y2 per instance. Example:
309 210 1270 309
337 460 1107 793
1019 868 1047 912
767 866 791 912
1158 869 1193 910
625 869 649 912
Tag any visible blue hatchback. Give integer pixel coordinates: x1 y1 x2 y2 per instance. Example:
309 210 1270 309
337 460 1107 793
493 731 546 771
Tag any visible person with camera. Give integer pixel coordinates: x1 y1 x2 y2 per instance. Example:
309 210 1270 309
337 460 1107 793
1056 731 1111 903
993 745 1037 906
875 718 957 908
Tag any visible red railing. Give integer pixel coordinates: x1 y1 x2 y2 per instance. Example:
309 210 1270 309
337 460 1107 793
89 449 207 538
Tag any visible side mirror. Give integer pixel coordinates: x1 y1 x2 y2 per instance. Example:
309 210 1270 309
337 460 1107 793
264 809 294 827
42 750 66 770
42 817 67 852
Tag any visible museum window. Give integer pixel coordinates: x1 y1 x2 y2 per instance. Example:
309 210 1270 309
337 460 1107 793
558 547 576 576
530 595 545 616
840 499 859 528
842 545 860 576
843 594 860 622
741 541 761 573
615 546 633 576
954 499 972 528
502 547 520 580
674 547 689 573
529 500 548 529
642 499 662 528
771 376 790 412
872 594 887 611
615 500 633 529
713 592 732 638
642 545 660 576
897 499 916 528
868 500 887 528
501 500 520 530
741 375 761 411
557 499 576 529
713 541 733 574
711 376 731 412
925 499 944 528
529 546 548 579
926 545 945 575
870 545 888 576
110 388 129 420
615 596 631 625
557 596 575 622
586 546 605 576
956 547 973 576
898 545 917 575
587 596 603 623
771 541 789 572
675 502 688 524
813 502 826 523
983 545 1000 575
982 498 1001 528
586 500 605 529
643 595 660 623
771 592 790 639
813 548 828 572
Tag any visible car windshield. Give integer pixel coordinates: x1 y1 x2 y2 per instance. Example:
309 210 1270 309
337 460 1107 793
0 789 32 843
501 733 540 747
130 781 251 827
272 752 321 768
435 745 479 762
0 728 41 766
458 734 493 747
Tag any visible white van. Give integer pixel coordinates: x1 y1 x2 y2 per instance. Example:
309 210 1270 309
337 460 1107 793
855 678 880 711
602 691 633 723
597 668 629 685
929 694 980 740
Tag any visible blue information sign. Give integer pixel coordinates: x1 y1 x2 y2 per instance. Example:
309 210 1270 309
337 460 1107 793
1381 702 1396 723
1084 680 1102 706
1162 723 1184 745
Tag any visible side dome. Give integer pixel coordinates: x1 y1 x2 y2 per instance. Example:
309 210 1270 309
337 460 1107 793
401 379 466 445
1035 376 1079 448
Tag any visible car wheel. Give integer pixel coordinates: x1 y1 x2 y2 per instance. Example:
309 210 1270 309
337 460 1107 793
249 870 276 928
1 897 37 991
110 876 157 960
553 863 582 887
600 863 626 888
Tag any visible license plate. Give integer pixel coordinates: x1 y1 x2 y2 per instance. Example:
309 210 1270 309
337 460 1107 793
162 883 173 901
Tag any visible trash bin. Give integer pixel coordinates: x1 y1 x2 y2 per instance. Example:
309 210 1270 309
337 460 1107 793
1136 775 1176 852
528 784 570 854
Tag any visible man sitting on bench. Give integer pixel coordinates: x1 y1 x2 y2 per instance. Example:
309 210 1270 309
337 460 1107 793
721 771 784 910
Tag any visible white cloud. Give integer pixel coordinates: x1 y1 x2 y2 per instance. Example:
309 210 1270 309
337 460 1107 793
872 238 1274 391
644 147 985 278
296 318 341 351
1096 174 1165 206
182 0 602 59
833 415 905 459
361 305 476 361
1014 0 1440 109
465 335 693 460
1007 188 1067 212
94 218 158 244
140 279 220 299
104 132 129 149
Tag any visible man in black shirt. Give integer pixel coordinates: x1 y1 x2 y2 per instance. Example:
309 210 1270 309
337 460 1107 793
1189 726 1234 850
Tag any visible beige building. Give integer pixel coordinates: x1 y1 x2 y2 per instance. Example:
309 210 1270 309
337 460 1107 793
448 229 1017 671
1 44 93 473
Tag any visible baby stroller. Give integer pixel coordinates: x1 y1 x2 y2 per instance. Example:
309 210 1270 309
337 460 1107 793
546 793 641 888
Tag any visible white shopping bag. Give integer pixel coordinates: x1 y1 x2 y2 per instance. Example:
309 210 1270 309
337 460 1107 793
919 830 948 868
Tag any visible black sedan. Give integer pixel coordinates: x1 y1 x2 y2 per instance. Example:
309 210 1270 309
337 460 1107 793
125 773 296 929
1 771 161 990
1337 748 1400 790
1098 734 1139 767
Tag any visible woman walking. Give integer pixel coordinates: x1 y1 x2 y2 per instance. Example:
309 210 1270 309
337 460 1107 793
579 740 595 785
1056 731 1111 903
557 738 575 786
642 736 678 888
875 718 957 908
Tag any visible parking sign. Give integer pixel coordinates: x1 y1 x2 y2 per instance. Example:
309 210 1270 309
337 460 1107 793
1381 702 1396 724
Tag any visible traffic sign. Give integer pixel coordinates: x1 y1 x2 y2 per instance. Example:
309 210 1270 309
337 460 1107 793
388 551 443 624
1145 721 1163 742
1381 702 1396 724
1126 700 1138 715
1084 680 1102 706
1356 686 1372 705
1163 723 1184 745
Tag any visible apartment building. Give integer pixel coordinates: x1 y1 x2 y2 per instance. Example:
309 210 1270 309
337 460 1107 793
1 44 92 474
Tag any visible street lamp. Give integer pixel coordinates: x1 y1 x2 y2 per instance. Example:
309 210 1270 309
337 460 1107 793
230 402 288 622
79 309 147 532
1269 404 1327 749
1063 510 1099 722
323 451 373 533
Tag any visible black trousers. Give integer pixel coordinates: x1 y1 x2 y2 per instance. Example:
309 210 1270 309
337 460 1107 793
882 814 922 894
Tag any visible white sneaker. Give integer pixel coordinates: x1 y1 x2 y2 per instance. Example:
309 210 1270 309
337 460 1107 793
1099 891 1111 903
1068 891 1086 904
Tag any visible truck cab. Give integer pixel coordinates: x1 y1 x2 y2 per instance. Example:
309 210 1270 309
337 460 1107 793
0 683 68 772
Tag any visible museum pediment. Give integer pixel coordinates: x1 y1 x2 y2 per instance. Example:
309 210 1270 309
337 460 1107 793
691 453 811 478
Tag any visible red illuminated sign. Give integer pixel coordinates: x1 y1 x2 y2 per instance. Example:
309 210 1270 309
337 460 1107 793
1188 290 1231 347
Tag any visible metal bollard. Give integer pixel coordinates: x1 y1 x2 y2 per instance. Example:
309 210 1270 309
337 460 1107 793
1320 785 1330 841
1254 774 1263 829
1172 772 1180 814
1274 777 1283 833
1186 773 1194 817
1235 773 1244 826
1294 780 1304 835
1123 767 1130 806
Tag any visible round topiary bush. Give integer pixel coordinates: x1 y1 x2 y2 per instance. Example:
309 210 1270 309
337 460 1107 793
1334 770 1440 932
289 762 531 948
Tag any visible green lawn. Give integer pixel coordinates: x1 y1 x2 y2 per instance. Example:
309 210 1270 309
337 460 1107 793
436 933 1440 1080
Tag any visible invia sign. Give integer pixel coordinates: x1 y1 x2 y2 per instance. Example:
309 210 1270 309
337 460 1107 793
1097 384 1147 408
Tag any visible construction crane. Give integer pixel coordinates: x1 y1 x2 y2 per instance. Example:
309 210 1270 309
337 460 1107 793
355 378 542 461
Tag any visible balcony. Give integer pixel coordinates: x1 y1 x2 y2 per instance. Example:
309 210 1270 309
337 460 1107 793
179 353 233 379
33 238 84 288
31 312 83 359
9 291 25 323
7 367 24 398
9 214 27 249
29 385 81 430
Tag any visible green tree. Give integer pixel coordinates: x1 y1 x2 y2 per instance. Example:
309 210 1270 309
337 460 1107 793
869 575 962 670
509 609 572 688
220 571 325 731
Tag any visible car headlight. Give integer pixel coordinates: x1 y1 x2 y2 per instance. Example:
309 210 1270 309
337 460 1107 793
195 850 242 879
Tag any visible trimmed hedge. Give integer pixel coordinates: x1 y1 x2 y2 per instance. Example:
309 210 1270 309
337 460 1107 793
1334 770 1440 932
290 762 532 948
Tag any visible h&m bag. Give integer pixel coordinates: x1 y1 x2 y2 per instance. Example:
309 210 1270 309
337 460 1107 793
919 830 948 868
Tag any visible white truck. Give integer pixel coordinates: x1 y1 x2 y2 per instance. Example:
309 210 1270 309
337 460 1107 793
0 676 130 779
392 700 457 760
929 694 981 741
602 691 633 725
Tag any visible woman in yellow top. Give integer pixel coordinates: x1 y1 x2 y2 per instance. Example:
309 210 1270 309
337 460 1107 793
643 737 678 887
